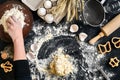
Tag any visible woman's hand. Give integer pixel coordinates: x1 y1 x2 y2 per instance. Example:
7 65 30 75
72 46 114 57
6 16 23 42
7 16 26 61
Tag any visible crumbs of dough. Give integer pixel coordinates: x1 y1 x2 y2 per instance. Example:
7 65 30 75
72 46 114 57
36 47 78 80
49 48 74 76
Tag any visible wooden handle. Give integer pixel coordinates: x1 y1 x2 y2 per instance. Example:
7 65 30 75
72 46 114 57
101 14 120 36
89 32 104 45
89 14 120 45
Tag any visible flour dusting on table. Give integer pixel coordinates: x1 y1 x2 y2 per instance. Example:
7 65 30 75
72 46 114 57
25 20 115 80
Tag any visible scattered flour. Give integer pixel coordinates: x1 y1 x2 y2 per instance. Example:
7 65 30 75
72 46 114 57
35 47 78 80
25 21 115 80
78 41 115 80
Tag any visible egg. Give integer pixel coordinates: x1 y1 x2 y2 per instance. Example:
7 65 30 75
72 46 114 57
45 14 54 23
69 24 79 33
37 8 46 16
44 0 52 9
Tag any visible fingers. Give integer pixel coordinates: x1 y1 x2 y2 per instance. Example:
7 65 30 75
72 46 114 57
7 16 15 25
6 17 14 30
11 16 17 22
6 22 12 28
7 28 12 35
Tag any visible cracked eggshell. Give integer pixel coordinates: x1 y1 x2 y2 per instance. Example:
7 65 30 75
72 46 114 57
26 52 35 61
69 24 79 33
45 14 54 23
79 32 88 41
44 0 52 9
30 43 39 52
37 8 46 16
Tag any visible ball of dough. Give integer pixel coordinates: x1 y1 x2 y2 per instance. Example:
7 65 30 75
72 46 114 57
0 8 25 32
49 53 73 76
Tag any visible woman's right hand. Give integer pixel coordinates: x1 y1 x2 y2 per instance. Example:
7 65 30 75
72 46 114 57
6 16 23 42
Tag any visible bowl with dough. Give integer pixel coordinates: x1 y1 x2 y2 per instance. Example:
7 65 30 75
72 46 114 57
0 1 33 42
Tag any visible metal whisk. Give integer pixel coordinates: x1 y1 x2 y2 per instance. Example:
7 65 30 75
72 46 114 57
105 1 120 14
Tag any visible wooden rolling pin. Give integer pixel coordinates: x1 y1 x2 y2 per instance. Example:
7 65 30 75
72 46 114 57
89 14 120 45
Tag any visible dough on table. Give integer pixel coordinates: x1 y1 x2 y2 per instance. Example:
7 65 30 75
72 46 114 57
0 7 25 32
49 53 73 76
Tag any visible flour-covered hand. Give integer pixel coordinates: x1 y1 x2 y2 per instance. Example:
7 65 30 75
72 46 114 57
6 16 23 42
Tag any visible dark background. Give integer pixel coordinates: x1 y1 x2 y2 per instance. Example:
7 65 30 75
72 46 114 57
0 0 120 80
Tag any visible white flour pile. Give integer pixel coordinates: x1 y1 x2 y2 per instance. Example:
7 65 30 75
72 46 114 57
25 21 115 80
0 6 25 32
